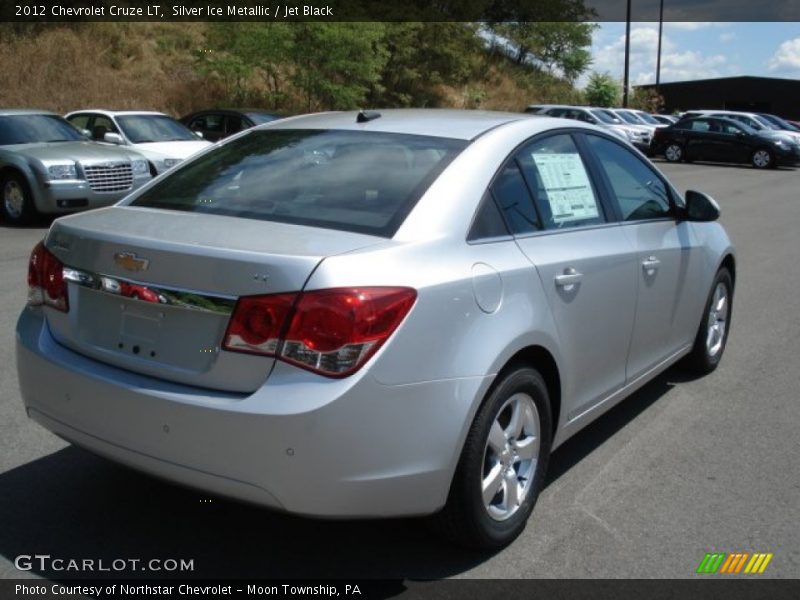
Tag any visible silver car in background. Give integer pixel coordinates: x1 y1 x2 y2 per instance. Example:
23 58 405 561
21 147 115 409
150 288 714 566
0 110 152 224
16 109 735 549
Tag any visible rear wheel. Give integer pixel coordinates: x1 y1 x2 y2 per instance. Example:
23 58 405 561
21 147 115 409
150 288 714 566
664 143 683 162
434 365 552 549
1 172 36 225
682 268 733 374
751 148 774 169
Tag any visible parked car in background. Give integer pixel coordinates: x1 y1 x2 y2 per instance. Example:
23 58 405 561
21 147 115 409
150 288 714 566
611 109 659 134
17 109 735 550
651 114 678 126
538 106 631 144
65 110 212 175
756 113 800 133
682 109 800 146
180 109 284 142
593 108 653 152
652 116 800 168
629 109 669 128
524 104 562 114
0 110 151 224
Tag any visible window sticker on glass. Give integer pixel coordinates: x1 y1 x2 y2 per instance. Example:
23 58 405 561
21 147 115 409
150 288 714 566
532 153 599 224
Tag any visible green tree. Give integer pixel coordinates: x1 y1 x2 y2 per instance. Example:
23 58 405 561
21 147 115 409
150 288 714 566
489 22 596 82
375 23 482 107
584 72 620 107
197 23 293 106
290 23 388 111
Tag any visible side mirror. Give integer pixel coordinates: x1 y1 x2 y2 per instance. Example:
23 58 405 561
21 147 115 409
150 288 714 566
684 190 720 222
81 128 92 139
194 131 204 139
103 132 124 145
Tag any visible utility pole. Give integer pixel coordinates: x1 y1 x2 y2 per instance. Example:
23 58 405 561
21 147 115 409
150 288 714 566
623 0 632 107
656 0 664 94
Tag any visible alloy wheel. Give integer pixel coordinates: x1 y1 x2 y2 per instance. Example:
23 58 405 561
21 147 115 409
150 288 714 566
3 180 25 220
482 392 540 521
706 282 729 358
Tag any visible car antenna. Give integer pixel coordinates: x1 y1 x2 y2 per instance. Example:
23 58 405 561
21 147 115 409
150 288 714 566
357 110 381 123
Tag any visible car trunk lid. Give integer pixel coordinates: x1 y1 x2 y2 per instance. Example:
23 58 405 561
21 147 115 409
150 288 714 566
42 206 385 393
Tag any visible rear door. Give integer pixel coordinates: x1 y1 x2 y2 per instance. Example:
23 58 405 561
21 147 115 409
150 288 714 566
501 132 638 420
582 133 705 380
684 118 716 160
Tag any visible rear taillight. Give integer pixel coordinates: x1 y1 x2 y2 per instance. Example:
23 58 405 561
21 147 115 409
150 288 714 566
222 287 417 378
222 293 296 355
27 241 68 312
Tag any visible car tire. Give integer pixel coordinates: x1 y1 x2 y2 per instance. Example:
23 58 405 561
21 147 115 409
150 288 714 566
751 148 774 169
433 365 552 550
682 268 733 375
664 143 684 162
0 171 37 226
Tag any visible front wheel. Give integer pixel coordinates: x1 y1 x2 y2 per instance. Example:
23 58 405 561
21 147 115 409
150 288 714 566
751 148 774 169
664 143 683 162
1 172 37 225
682 268 733 374
433 365 552 549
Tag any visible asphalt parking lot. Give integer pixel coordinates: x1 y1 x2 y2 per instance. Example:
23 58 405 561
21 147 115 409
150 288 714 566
1 160 798 581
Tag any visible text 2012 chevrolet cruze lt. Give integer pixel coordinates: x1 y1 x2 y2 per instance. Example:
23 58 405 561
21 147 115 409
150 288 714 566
16 110 735 549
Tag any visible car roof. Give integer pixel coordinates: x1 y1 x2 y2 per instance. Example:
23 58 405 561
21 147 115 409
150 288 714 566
66 109 167 117
0 109 58 117
262 109 531 140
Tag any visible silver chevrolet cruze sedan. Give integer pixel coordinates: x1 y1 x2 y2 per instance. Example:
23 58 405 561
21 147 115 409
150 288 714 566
16 109 735 549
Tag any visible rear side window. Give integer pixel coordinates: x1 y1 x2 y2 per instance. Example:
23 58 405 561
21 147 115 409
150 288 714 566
131 129 467 237
490 163 541 235
689 119 712 132
516 134 605 230
468 192 510 242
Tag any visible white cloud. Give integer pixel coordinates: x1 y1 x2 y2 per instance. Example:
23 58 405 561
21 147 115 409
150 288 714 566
768 38 800 75
719 32 736 43
582 25 727 88
667 22 716 31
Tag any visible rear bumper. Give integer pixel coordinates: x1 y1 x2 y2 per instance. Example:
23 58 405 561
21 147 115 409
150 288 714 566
16 307 488 517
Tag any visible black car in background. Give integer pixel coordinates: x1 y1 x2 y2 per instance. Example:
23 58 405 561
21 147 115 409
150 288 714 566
179 109 283 142
651 116 800 169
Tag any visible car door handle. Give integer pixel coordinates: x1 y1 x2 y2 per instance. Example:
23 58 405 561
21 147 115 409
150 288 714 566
642 256 661 272
555 269 583 287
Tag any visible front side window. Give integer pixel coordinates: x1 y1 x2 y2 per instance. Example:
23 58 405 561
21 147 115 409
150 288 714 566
67 114 90 130
586 135 672 222
190 114 224 134
91 115 119 141
130 129 467 237
516 134 605 230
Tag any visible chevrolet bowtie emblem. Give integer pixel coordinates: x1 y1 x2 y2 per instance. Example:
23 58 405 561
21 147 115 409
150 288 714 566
114 252 149 272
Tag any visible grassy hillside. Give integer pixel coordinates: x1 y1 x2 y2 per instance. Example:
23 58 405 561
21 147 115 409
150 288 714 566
0 23 583 117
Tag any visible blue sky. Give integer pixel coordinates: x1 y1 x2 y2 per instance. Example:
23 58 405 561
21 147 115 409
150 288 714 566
581 22 800 87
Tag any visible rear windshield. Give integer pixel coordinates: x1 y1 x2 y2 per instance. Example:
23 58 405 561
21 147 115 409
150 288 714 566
131 129 467 237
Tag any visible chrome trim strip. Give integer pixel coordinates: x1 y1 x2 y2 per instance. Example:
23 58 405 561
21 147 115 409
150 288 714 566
62 267 236 315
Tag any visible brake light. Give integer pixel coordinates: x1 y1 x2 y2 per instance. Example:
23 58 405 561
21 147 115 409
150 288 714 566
222 293 296 355
222 287 417 377
27 241 68 312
